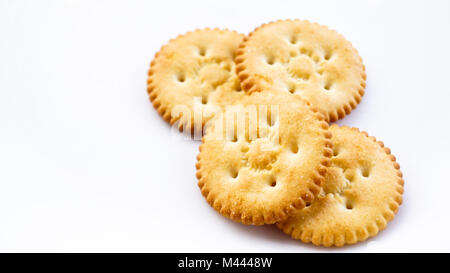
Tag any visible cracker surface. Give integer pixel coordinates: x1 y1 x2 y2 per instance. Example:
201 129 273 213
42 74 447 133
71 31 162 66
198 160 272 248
235 19 366 122
196 91 332 225
277 125 404 247
147 28 245 132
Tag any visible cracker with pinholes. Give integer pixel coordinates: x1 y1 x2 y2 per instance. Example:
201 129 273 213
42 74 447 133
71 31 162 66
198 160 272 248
235 19 366 122
147 28 245 132
196 91 333 225
277 125 404 247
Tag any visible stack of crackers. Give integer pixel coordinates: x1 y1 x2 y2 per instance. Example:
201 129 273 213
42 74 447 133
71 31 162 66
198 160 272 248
147 19 404 247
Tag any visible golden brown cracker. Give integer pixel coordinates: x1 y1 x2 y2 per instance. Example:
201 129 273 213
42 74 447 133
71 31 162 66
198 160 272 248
196 91 332 225
277 125 404 247
235 20 366 122
147 28 245 132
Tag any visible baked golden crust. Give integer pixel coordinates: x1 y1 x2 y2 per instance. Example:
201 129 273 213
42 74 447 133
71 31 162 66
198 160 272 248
276 125 404 247
196 91 333 225
235 19 366 122
147 28 245 132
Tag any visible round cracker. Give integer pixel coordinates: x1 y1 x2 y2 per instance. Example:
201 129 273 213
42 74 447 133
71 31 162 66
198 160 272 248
235 19 366 122
196 91 333 225
147 28 245 132
276 125 404 247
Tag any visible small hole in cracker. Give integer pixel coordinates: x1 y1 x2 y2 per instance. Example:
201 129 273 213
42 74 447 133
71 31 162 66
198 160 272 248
266 56 275 65
324 81 333 91
289 35 297 44
346 201 353 210
201 95 208 105
269 176 277 187
287 83 296 94
290 142 299 154
198 47 206 57
361 166 370 178
333 147 339 157
324 51 333 61
231 168 239 179
176 73 186 83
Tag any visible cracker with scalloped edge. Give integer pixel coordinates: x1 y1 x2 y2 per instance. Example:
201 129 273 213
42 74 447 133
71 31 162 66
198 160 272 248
277 125 404 247
147 28 245 132
196 91 333 225
235 19 366 122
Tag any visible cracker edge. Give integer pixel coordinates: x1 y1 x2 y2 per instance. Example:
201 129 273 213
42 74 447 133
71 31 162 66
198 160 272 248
234 19 367 122
195 99 334 225
147 28 245 134
276 124 405 247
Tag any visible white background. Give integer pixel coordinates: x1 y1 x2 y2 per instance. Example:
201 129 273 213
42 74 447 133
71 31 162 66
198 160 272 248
0 0 449 252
